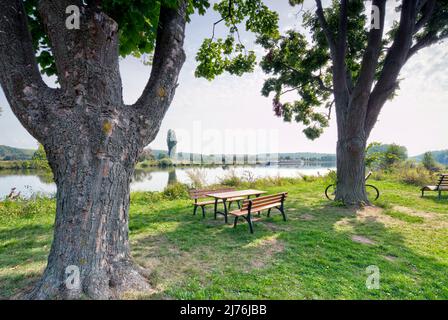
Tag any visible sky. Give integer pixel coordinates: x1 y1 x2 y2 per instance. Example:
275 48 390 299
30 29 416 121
0 0 447 157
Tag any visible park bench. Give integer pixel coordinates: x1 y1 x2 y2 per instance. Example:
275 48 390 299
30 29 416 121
421 174 448 199
230 192 287 233
189 188 244 218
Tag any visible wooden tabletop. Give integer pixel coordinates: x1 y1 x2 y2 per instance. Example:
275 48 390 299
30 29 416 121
206 189 267 199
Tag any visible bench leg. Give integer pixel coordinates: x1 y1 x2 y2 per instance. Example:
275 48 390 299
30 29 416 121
267 208 271 217
237 200 241 209
247 215 254 234
193 205 198 215
201 206 206 218
233 216 239 228
421 190 424 197
280 206 287 221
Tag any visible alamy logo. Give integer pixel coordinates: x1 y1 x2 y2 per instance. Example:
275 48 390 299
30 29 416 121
365 265 380 289
66 5 80 30
65 265 81 290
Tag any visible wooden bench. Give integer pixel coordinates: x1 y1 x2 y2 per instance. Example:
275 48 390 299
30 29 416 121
230 192 287 233
189 188 244 218
421 174 448 199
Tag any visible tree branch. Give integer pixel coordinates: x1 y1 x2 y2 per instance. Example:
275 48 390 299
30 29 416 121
211 0 233 41
407 31 440 61
132 0 187 145
336 0 348 60
315 0 336 59
334 0 349 93
365 0 418 136
0 0 57 140
39 0 122 100
414 0 436 33
315 0 349 97
351 0 386 103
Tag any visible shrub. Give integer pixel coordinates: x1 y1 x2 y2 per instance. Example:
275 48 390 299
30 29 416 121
322 169 337 185
253 175 284 187
302 174 319 182
394 164 434 186
140 161 149 168
163 182 189 200
130 191 163 205
157 158 173 167
366 142 408 170
0 195 56 219
219 169 243 187
256 175 301 187
186 168 207 188
242 170 257 186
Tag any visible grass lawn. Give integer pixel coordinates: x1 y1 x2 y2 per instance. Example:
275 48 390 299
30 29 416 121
0 177 447 299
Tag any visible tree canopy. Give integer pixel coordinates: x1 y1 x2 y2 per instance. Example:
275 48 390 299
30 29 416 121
254 0 448 139
183 1 448 144
24 0 280 78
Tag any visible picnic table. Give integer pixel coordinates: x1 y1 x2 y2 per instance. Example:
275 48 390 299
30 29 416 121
206 189 267 223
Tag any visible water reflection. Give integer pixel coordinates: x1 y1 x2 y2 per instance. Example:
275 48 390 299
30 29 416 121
133 169 153 182
168 169 177 185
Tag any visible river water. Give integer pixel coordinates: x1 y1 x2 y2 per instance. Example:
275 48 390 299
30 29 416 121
0 164 335 199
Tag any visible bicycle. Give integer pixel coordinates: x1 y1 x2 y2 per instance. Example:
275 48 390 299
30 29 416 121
325 171 380 201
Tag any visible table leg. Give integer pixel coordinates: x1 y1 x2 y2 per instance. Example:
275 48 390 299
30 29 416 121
214 198 218 220
223 198 228 223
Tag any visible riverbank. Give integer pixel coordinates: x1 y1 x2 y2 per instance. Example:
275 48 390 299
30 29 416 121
0 160 50 171
1 175 447 299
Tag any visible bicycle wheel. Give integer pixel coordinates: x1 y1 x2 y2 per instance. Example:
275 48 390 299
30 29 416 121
365 184 380 201
325 184 337 201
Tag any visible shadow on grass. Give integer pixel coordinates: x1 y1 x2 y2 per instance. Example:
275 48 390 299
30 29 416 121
0 224 52 299
421 194 448 203
1 192 447 299
130 198 448 299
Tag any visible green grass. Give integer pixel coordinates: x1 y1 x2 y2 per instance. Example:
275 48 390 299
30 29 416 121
1 177 448 299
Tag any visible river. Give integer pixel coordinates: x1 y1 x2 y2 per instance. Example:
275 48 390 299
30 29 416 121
0 164 335 199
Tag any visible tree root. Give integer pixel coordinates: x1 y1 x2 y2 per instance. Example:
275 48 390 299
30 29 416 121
23 261 152 300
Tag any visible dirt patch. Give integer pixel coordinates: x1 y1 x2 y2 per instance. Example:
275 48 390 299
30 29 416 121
391 206 448 229
393 206 434 219
250 237 285 268
357 206 383 216
204 219 223 227
263 221 291 231
383 255 398 262
351 235 376 245
299 214 315 221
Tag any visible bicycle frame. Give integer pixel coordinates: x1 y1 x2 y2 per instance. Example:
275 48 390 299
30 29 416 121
365 171 372 181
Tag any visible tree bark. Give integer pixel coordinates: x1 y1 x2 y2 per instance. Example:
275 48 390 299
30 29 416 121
28 140 149 299
335 134 368 205
334 92 369 205
0 0 187 299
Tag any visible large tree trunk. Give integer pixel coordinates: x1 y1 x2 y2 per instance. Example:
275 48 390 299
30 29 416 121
335 135 368 205
0 0 187 299
28 140 149 299
333 92 369 205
